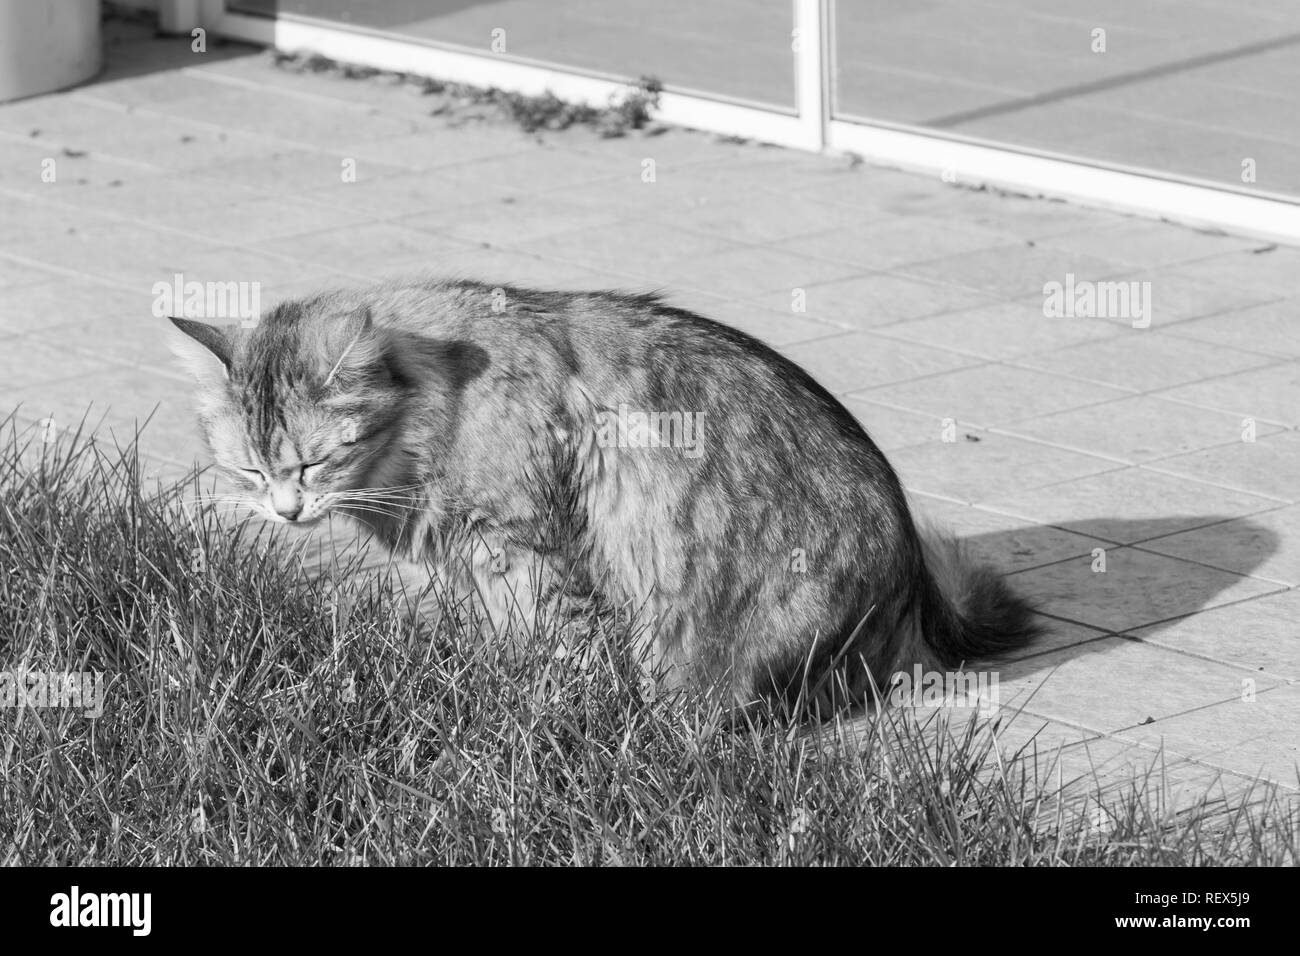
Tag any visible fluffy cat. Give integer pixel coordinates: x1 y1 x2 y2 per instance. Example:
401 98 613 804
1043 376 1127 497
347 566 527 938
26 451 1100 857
170 278 1040 710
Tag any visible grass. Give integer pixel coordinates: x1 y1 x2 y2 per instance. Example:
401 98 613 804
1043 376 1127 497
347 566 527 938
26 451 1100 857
0 414 1296 866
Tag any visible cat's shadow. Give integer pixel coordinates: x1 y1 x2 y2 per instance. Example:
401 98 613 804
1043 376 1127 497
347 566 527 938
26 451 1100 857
962 514 1282 677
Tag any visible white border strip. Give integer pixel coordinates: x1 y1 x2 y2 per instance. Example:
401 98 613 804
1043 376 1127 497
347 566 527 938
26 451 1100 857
829 120 1300 244
212 8 820 150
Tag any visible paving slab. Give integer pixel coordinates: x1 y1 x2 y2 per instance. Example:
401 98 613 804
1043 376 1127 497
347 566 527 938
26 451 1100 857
1009 547 1285 634
994 637 1285 734
782 332 981 394
884 432 1120 503
1147 430 1300 503
1139 504 1300 587
1116 685 1300 790
1015 331 1276 392
1156 361 1300 429
858 363 1129 429
874 298 1122 361
1127 589 1300 682
979 468 1284 545
1002 394 1281 464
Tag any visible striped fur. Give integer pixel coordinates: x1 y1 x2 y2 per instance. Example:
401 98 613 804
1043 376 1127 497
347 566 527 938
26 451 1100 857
170 277 1040 709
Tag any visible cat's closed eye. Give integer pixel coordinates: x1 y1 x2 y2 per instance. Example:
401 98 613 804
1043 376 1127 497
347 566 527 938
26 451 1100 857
301 461 329 482
238 467 266 482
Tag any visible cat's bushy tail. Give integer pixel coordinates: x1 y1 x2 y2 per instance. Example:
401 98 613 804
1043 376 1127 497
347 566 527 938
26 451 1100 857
915 526 1042 667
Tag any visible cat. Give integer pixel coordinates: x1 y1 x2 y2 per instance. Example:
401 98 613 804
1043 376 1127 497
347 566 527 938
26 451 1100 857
169 277 1040 711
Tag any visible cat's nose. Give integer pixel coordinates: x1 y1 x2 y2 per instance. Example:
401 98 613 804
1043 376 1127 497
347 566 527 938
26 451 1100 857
270 487 302 521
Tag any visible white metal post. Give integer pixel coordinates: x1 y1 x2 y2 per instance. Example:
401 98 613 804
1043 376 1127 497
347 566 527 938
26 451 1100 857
793 0 827 150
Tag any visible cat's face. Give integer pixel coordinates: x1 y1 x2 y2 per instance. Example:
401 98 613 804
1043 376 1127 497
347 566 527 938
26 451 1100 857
203 402 382 525
169 305 407 526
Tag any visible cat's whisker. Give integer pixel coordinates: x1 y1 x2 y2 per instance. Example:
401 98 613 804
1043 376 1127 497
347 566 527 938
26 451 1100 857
198 498 260 511
329 493 430 510
327 486 426 502
332 486 429 499
332 497 427 512
333 504 407 521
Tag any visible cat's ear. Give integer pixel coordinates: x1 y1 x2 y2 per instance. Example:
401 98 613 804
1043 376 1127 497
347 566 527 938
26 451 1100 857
323 307 381 387
168 317 233 384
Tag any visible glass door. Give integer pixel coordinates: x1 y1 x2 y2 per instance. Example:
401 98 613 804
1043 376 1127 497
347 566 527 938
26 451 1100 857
229 0 800 111
831 0 1300 200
